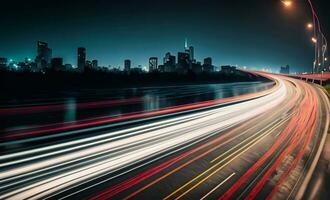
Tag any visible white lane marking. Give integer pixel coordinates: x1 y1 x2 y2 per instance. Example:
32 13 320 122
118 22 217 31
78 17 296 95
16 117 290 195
0 79 287 199
200 172 236 200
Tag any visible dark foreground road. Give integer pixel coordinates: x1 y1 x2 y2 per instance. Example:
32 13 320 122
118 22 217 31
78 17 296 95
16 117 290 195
0 73 329 200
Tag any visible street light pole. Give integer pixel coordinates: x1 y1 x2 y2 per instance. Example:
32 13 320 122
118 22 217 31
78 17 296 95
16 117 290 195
306 0 328 73
306 0 319 73
281 0 328 73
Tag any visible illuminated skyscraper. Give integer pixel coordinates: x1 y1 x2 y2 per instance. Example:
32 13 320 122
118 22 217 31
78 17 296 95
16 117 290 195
163 52 176 72
184 38 188 51
184 39 194 66
77 47 86 73
149 57 158 72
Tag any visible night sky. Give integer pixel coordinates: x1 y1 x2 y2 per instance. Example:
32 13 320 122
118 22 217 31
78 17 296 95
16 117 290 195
0 0 329 73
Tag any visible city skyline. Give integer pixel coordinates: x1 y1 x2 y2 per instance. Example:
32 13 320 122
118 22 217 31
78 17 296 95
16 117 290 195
0 36 316 73
1 39 213 69
0 0 329 73
1 39 223 74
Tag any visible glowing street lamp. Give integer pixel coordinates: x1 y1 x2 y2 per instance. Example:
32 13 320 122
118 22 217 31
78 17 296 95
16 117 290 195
312 37 317 44
307 23 313 30
282 0 292 7
280 0 328 73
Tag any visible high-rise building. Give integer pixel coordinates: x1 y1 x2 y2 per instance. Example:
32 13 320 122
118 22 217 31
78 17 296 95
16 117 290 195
35 41 52 70
203 57 214 72
177 52 190 73
164 52 175 65
149 57 158 72
0 57 8 70
178 52 190 65
204 57 212 66
183 39 195 70
77 47 86 73
124 59 131 71
85 60 92 70
164 52 176 72
92 60 98 69
184 38 188 51
189 46 194 62
184 39 195 63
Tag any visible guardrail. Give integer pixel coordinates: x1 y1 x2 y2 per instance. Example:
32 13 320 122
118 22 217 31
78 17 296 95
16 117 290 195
285 72 330 86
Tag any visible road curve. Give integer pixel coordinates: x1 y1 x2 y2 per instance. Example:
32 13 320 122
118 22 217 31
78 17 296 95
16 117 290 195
0 73 328 200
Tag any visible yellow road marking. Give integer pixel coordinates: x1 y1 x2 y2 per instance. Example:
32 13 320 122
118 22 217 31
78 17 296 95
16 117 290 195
163 115 292 200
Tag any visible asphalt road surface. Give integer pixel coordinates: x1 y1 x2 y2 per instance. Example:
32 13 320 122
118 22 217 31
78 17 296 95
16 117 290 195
0 72 329 200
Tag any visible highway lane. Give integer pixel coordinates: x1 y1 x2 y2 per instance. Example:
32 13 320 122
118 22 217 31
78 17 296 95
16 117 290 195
0 73 328 200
